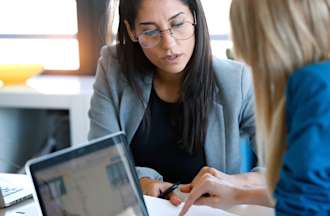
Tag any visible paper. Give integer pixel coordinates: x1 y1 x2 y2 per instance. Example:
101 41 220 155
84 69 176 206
144 195 238 216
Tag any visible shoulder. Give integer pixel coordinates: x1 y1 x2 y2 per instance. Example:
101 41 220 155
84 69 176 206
212 57 253 101
285 62 330 148
286 61 330 140
287 61 330 108
212 57 246 75
94 45 128 92
97 45 121 78
288 60 330 87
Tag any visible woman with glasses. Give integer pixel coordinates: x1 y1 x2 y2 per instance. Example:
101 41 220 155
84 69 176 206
88 0 268 207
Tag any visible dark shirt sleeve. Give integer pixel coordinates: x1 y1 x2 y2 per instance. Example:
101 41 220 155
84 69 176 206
274 68 330 215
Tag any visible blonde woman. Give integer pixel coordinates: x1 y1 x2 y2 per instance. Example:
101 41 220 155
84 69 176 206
179 0 330 215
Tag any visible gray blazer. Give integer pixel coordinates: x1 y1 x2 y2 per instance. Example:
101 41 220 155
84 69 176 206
88 45 256 180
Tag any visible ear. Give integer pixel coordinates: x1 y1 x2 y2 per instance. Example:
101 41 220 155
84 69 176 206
124 20 138 42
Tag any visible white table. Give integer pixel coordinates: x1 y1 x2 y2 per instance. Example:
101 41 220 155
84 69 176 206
0 198 275 216
0 75 94 147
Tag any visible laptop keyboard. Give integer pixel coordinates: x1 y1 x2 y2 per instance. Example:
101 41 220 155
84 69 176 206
1 187 23 197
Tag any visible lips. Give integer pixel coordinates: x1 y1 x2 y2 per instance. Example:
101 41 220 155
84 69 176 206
162 53 183 64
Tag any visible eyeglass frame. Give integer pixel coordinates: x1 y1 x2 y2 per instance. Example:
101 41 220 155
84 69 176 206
133 20 196 48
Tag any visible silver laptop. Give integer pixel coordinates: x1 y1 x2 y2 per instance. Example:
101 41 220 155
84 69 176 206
0 173 32 208
26 131 149 216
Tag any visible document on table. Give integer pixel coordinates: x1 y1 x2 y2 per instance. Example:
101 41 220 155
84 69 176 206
144 195 238 216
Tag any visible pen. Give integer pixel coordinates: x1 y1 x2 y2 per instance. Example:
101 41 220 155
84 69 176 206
158 181 181 199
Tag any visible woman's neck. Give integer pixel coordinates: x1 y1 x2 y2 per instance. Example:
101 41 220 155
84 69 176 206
153 70 184 103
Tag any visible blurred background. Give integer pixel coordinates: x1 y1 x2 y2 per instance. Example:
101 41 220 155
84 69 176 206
0 0 254 174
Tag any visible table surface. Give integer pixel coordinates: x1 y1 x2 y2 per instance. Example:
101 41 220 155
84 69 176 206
0 197 275 216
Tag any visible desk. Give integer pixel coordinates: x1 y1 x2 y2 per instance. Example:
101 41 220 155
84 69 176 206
0 198 275 216
0 75 94 147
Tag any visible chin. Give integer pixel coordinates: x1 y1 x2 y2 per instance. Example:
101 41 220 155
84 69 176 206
165 68 185 75
162 64 187 75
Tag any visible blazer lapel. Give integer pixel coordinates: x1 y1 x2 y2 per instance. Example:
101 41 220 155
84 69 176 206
119 75 153 143
204 100 227 172
119 71 227 172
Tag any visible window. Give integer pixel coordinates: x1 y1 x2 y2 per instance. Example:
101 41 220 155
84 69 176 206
0 0 79 71
0 0 108 75
0 0 232 74
201 0 232 59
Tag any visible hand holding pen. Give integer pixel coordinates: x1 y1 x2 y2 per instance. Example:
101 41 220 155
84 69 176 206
140 178 182 206
158 181 181 199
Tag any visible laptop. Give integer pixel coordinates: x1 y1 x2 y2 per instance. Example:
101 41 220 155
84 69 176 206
26 131 149 216
0 173 32 208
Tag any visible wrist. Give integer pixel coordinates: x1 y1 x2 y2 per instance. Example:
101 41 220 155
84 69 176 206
235 185 273 207
233 172 266 187
140 177 152 184
234 185 255 204
140 177 161 185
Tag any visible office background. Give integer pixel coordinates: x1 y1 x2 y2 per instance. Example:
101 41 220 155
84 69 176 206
0 0 254 174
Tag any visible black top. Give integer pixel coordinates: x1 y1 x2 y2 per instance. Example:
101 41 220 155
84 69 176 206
130 87 206 183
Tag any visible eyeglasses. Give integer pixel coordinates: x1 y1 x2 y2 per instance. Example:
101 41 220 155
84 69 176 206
136 21 195 48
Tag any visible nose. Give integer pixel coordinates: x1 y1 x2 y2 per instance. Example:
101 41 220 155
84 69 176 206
160 30 176 49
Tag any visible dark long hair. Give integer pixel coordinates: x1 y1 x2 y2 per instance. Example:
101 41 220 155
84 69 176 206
116 0 215 154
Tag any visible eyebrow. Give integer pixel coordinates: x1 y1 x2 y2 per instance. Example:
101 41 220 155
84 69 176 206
139 12 185 26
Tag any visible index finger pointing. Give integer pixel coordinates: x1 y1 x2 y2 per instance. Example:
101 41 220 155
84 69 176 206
178 180 211 216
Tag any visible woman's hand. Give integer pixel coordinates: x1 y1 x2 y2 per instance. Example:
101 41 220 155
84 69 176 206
178 167 270 216
139 177 182 206
179 167 242 214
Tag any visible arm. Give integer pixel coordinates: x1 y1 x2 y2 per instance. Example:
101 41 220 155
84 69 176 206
235 66 271 205
179 66 272 215
179 167 272 216
88 47 121 140
238 65 268 179
228 171 271 206
238 66 257 161
88 47 181 203
88 46 163 180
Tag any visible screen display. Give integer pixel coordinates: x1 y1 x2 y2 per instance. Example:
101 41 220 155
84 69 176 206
30 135 147 216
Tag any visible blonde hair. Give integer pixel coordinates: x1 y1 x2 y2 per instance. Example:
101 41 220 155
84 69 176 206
230 0 330 196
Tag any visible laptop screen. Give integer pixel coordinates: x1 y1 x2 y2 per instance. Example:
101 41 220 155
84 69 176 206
27 132 148 216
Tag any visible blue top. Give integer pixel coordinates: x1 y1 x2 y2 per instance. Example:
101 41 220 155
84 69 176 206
274 61 330 215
